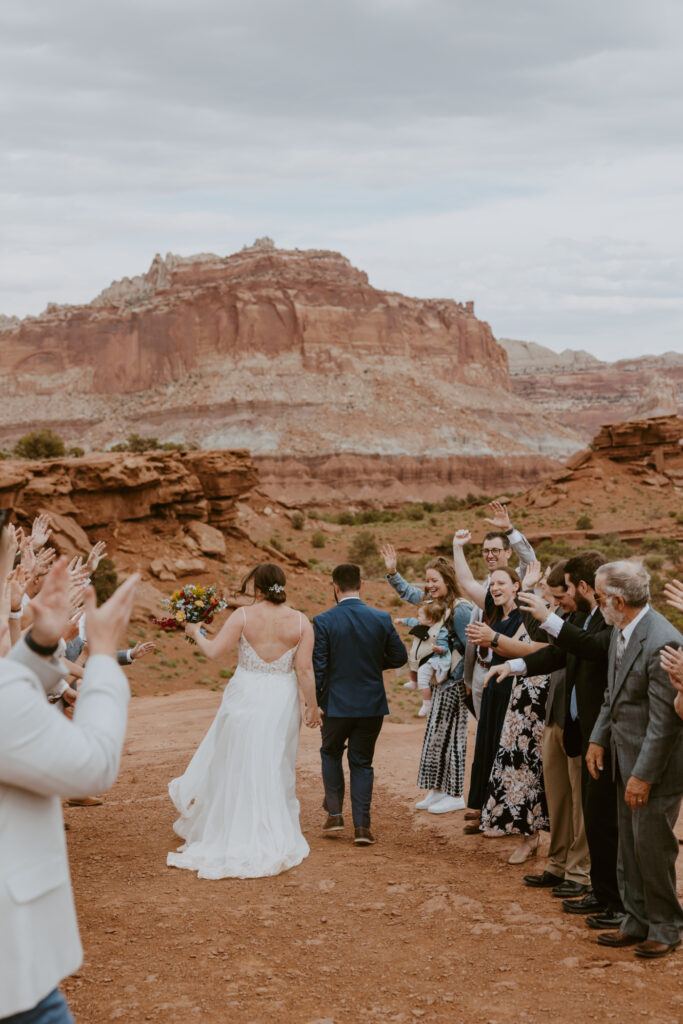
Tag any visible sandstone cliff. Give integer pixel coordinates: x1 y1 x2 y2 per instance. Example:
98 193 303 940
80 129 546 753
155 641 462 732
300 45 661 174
0 243 584 502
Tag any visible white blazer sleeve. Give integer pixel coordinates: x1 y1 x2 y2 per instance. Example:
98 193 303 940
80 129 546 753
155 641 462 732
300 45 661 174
0 651 130 798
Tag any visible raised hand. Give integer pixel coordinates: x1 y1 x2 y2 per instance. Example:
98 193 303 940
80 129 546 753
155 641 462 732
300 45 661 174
86 540 108 572
483 500 512 532
379 543 398 575
130 640 156 661
522 559 543 590
663 579 683 615
517 591 551 622
20 536 37 578
83 573 141 658
26 556 72 647
453 529 471 548
30 513 53 550
35 546 57 576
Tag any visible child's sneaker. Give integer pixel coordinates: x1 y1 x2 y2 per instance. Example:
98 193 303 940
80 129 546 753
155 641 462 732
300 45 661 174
418 700 432 717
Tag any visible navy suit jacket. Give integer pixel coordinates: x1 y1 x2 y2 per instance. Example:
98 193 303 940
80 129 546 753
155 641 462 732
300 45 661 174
312 598 408 717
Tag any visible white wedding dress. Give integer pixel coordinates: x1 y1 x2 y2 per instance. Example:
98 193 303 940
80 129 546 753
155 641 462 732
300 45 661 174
167 613 310 879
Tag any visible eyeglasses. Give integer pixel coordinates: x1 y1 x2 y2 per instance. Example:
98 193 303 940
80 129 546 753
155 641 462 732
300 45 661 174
482 547 504 556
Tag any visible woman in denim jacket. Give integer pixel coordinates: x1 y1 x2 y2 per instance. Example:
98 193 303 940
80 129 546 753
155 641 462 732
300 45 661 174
381 547 472 814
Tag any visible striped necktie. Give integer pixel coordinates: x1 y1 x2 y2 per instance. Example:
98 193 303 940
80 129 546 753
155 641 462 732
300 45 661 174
615 630 626 671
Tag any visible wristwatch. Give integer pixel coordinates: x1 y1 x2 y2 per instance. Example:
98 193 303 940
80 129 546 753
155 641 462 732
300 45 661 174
490 633 500 649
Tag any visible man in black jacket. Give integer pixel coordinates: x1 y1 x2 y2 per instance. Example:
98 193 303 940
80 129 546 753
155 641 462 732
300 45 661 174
515 551 624 928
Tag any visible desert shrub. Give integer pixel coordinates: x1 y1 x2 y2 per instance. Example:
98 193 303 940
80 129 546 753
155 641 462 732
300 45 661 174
405 504 425 521
91 557 118 605
290 512 305 530
335 511 355 526
576 514 593 530
347 530 384 577
13 429 66 460
67 446 85 457
440 494 464 511
109 433 184 453
269 535 282 551
644 554 664 571
311 531 326 549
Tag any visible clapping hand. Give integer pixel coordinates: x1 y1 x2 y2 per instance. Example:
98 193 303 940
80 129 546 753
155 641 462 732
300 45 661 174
483 662 511 688
465 621 495 645
379 543 398 575
660 645 683 692
517 591 551 622
483 501 512 532
522 560 543 590
663 579 683 615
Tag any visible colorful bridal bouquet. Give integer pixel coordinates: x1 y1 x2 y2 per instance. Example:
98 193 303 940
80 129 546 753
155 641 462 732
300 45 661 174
154 584 228 639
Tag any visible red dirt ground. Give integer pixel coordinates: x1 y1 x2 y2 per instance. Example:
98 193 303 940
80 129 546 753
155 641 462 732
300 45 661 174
62 693 682 1024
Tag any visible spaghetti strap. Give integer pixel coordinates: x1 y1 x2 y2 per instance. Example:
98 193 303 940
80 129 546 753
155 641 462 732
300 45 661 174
241 607 247 629
298 612 303 639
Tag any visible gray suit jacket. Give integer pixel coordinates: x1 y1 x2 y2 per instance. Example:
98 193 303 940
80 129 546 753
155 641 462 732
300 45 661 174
463 529 537 687
590 607 683 795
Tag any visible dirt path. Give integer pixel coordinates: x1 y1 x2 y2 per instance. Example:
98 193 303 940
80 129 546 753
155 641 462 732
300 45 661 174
62 693 682 1024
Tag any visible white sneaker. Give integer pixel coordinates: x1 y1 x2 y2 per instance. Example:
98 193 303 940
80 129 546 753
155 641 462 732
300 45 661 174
428 795 466 814
403 680 418 690
415 790 444 810
418 700 432 717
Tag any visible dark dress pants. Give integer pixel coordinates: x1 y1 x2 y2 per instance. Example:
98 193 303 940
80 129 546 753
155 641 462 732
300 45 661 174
2 989 74 1024
320 716 384 828
581 744 623 913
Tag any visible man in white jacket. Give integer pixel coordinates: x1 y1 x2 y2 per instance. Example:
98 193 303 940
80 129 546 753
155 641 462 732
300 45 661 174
0 554 139 1022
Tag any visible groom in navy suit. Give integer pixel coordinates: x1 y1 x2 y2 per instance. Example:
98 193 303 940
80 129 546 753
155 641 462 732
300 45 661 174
312 563 407 845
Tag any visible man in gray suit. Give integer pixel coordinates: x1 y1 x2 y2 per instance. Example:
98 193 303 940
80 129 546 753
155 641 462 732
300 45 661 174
585 562 683 959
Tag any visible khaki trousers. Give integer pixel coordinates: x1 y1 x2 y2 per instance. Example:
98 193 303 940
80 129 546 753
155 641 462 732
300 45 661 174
542 722 590 884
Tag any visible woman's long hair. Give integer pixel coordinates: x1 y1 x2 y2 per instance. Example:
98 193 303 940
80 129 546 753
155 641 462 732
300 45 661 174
240 563 287 605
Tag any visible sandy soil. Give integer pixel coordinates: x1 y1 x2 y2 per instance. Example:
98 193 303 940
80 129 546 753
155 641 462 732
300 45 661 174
62 692 682 1024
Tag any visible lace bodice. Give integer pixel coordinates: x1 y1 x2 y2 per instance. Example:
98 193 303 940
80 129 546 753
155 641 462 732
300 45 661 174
237 635 299 675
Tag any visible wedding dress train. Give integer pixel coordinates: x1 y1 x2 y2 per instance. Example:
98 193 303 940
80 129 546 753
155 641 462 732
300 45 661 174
167 621 309 879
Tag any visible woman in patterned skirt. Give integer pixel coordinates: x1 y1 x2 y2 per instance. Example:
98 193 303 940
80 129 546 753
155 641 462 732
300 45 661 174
380 546 472 814
472 567 549 863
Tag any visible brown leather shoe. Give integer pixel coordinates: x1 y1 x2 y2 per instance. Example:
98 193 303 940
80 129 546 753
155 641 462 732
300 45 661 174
67 796 103 807
596 929 643 948
634 939 681 959
322 814 344 835
354 827 375 846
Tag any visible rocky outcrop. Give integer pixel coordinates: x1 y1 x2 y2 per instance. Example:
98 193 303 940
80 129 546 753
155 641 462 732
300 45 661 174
0 245 586 502
0 449 258 545
501 338 683 441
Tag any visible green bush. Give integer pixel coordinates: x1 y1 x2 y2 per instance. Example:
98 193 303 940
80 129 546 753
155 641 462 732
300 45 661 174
91 557 118 605
13 429 66 460
67 446 85 457
109 433 184 453
269 535 282 551
311 531 326 549
335 511 355 526
290 512 305 530
347 530 384 577
576 514 593 530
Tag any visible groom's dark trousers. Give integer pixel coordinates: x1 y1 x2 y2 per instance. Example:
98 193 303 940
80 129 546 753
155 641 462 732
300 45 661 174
313 597 407 828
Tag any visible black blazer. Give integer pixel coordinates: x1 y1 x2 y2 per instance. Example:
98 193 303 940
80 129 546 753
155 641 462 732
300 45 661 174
525 608 611 740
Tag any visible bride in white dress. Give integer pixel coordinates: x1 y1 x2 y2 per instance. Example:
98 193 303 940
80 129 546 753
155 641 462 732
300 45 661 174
167 563 322 879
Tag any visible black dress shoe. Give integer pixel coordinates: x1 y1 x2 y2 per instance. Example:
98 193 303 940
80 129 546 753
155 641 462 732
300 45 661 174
322 814 344 835
562 893 606 915
523 870 565 888
551 880 591 899
596 929 643 948
354 827 376 846
586 910 625 930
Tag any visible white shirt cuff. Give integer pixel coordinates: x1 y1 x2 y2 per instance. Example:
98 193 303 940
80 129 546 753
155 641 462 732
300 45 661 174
508 658 527 675
540 612 564 638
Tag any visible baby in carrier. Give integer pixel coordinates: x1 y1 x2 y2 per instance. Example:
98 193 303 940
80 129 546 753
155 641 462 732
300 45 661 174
395 600 451 717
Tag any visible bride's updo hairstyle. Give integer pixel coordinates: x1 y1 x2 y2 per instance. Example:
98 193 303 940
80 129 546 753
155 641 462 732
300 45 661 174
240 563 287 604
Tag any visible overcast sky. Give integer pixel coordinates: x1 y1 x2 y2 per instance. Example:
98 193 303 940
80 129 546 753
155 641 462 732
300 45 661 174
2 0 682 360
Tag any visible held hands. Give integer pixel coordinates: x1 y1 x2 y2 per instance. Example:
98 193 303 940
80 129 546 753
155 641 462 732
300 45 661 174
660 645 683 692
585 743 605 780
483 501 511 532
517 591 550 622
624 775 652 812
663 579 683 615
465 621 494 645
522 559 543 590
379 543 398 576
304 705 324 728
483 662 511 689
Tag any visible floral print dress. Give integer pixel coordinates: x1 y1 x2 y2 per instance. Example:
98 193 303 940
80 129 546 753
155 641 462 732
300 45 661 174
479 669 549 837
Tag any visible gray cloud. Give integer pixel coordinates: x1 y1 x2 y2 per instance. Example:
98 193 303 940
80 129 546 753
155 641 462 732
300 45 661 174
1 0 682 360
